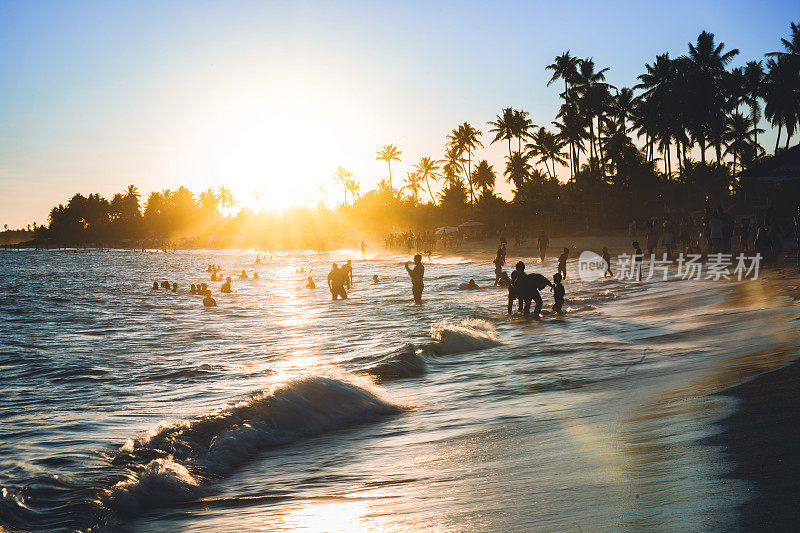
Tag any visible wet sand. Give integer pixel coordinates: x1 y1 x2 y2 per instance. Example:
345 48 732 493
713 361 800 530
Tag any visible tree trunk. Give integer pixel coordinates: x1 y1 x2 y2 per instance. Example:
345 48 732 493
388 162 393 189
775 123 782 154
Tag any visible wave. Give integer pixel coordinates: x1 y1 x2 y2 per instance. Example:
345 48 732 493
428 318 501 354
357 344 428 382
104 375 400 518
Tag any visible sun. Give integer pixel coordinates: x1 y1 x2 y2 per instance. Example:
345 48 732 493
186 85 375 213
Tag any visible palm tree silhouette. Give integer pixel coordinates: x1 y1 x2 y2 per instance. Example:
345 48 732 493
471 160 496 196
217 186 235 217
346 178 360 203
504 151 532 193
547 52 579 178
403 171 423 204
764 55 799 151
527 127 568 179
743 61 765 153
334 166 352 206
487 107 516 157
724 113 760 174
376 144 402 189
413 156 441 204
447 122 483 205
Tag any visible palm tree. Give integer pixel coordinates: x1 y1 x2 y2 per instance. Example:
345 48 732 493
743 61 765 153
504 151 532 192
546 52 579 177
125 185 140 201
487 107 516 157
527 127 568 179
217 186 235 216
198 189 219 214
471 160 496 196
334 166 352 206
447 122 483 204
723 113 760 175
685 31 739 163
574 58 612 172
512 109 534 152
346 177 361 203
403 171 423 204
610 87 635 131
766 21 800 59
413 156 441 204
764 55 800 151
376 144 402 189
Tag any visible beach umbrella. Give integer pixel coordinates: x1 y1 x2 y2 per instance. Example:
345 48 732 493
435 226 460 235
458 221 484 228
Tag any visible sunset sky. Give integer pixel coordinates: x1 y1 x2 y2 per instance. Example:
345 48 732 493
0 0 794 227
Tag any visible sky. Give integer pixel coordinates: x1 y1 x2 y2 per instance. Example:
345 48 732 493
0 0 796 227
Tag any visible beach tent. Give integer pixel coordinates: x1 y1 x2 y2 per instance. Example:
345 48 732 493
458 220 485 240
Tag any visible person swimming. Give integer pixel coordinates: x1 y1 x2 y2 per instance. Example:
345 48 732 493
172 282 178 293
221 277 232 293
152 281 159 290
557 247 569 280
327 263 348 300
405 254 424 304
203 291 217 307
459 279 480 290
552 273 565 315
255 255 261 264
239 270 248 279
306 276 316 289
372 274 379 284
190 284 197 294
211 272 218 281
161 280 170 289
253 272 259 279
206 264 214 273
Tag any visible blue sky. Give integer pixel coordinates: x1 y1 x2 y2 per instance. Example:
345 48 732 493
0 0 796 226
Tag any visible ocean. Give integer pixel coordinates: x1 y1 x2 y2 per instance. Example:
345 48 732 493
1 248 798 532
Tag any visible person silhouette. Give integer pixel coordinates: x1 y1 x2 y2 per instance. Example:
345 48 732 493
557 248 569 280
221 277 232 293
327 263 347 300
405 254 424 304
538 231 549 262
552 273 565 314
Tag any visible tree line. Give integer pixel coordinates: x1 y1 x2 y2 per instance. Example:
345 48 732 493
8 21 799 247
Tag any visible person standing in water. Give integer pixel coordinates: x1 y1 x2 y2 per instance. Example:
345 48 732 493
361 241 366 258
632 241 643 281
602 247 613 277
405 254 424 304
327 263 348 300
557 247 569 280
342 260 353 288
552 273 565 315
537 231 549 262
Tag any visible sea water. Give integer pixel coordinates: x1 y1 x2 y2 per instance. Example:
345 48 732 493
1 249 798 531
